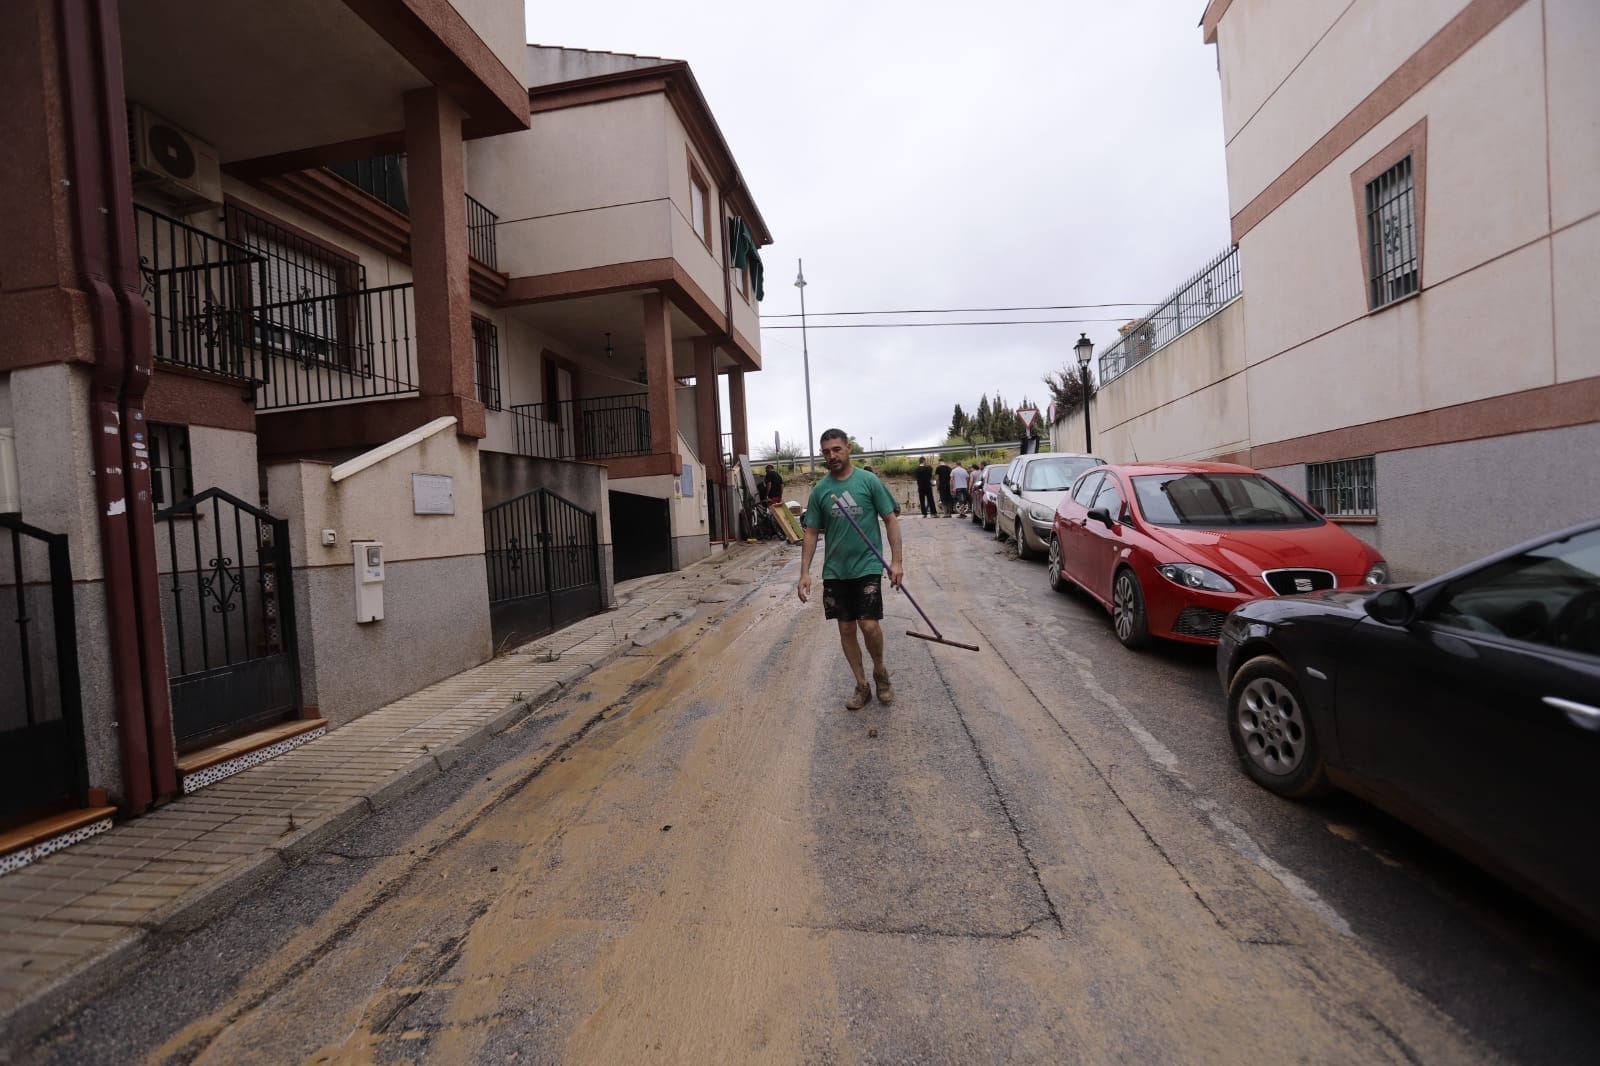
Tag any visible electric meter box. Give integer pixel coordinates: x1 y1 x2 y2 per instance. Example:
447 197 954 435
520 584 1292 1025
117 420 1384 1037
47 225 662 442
353 540 385 622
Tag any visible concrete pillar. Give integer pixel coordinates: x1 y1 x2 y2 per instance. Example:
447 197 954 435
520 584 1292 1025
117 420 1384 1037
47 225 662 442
403 87 483 436
728 368 749 462
642 292 678 457
693 338 721 481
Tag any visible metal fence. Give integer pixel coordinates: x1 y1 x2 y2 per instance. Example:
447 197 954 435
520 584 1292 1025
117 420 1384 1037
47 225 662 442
511 393 652 461
252 282 417 411
466 193 498 270
1306 456 1377 518
1098 245 1242 385
135 204 265 382
327 154 408 213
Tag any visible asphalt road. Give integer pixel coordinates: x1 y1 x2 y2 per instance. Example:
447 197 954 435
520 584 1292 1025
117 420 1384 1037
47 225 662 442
23 515 1600 1064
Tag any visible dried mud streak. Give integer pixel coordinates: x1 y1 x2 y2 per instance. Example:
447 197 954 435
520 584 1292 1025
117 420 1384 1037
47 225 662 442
927 643 1065 936
157 650 690 1065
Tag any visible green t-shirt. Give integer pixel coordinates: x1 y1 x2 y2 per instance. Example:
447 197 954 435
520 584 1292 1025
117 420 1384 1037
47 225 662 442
803 468 899 580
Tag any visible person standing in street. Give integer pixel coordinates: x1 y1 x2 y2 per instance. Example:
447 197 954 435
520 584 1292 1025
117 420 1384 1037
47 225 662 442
797 429 904 710
935 458 954 516
950 461 970 517
913 457 936 518
762 464 784 503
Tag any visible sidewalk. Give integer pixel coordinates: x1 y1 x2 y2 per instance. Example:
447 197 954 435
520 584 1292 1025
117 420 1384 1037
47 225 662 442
0 541 790 1053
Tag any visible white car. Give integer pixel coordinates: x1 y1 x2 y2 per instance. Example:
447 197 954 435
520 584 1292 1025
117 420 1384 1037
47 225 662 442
995 452 1105 560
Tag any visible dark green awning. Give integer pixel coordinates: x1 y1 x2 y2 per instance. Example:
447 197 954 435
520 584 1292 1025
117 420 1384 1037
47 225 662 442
727 216 764 302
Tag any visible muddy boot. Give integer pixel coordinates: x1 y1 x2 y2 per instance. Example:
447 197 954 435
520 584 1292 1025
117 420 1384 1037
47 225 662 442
874 667 894 704
845 683 872 711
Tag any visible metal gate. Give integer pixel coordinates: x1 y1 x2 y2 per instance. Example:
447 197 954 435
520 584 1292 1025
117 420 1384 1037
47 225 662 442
484 488 602 649
0 517 89 820
154 489 302 749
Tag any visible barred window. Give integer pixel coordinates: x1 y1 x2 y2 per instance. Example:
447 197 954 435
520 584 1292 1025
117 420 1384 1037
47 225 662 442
148 423 193 508
1365 156 1418 309
224 202 364 365
1306 457 1376 518
472 316 501 411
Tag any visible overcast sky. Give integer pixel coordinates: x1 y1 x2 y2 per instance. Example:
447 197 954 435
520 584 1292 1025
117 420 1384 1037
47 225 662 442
525 0 1233 455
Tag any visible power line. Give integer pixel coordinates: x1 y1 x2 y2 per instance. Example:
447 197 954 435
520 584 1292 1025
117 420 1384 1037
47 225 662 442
761 318 1136 330
760 302 1153 319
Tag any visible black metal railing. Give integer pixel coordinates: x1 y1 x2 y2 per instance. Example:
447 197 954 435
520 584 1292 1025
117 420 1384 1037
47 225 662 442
154 488 301 748
135 204 265 382
1 516 88 819
1099 244 1242 385
511 393 652 461
327 154 408 213
466 192 498 270
253 283 417 411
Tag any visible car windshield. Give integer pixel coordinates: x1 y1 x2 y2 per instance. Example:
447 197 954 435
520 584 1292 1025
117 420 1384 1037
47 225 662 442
1131 473 1320 526
985 466 1007 486
1022 457 1102 491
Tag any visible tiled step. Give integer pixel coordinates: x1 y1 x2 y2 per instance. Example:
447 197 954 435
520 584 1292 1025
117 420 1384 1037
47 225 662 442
176 718 328 794
0 806 117 876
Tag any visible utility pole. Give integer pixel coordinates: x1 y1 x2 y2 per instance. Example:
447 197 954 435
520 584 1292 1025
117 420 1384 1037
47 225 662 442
795 260 815 473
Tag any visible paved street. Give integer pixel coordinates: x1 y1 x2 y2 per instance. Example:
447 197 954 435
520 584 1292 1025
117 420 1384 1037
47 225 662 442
19 518 1600 1064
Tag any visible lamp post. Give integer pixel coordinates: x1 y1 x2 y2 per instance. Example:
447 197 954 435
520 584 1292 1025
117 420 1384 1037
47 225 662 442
1074 332 1095 454
795 260 816 473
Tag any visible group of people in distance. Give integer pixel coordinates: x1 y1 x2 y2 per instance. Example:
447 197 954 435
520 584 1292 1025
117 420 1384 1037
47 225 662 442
912 455 982 519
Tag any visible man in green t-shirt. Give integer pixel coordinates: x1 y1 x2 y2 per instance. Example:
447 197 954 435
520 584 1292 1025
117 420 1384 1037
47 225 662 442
797 428 904 710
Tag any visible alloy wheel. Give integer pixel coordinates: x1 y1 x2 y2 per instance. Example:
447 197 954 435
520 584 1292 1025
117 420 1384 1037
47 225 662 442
1235 676 1306 775
1113 572 1138 641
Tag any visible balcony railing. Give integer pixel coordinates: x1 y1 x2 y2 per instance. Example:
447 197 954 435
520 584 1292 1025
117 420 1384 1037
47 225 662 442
252 283 417 411
135 204 266 383
1099 244 1242 385
324 154 499 270
466 193 498 270
511 393 652 462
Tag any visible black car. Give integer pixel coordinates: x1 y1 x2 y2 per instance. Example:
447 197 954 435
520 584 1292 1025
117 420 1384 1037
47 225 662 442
1217 519 1600 935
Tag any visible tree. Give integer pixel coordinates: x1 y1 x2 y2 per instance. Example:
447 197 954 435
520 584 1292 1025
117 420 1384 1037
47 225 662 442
975 395 993 438
1043 365 1095 415
948 404 968 440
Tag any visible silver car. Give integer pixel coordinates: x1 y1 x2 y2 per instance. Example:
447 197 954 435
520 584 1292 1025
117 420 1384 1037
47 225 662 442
995 452 1105 559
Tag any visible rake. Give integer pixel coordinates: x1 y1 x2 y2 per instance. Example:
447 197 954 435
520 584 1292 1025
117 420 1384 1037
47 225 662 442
829 498 980 652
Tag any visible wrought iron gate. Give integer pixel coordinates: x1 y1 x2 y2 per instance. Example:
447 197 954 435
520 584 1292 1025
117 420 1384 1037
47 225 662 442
0 517 89 820
154 489 302 749
484 488 602 649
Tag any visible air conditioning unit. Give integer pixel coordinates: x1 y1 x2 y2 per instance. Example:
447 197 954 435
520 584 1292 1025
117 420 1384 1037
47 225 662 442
126 103 222 212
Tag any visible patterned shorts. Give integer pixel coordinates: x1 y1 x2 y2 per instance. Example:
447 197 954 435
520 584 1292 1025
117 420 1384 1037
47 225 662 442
822 575 883 621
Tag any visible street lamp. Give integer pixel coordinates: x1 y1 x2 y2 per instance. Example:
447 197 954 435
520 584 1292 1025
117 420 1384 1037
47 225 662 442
1074 332 1095 454
795 260 816 474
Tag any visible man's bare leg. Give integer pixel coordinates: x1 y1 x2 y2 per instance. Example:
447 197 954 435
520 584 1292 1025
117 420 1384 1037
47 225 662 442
860 619 893 703
838 621 872 709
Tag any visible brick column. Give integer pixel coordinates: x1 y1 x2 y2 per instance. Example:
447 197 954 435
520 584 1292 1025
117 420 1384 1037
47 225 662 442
693 338 722 482
642 292 678 457
403 87 483 437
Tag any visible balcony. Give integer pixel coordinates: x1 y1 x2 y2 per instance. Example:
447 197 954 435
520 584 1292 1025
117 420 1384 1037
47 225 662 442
511 394 652 462
251 282 418 411
135 204 264 383
325 154 500 271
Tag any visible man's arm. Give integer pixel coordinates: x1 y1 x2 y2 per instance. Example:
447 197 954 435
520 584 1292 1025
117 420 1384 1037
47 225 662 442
797 526 820 602
882 510 904 588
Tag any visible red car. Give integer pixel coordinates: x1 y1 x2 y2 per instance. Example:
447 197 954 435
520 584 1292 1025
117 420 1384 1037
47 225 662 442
1049 462 1389 649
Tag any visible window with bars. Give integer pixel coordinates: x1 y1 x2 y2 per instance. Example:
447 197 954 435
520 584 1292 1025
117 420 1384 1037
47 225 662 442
1306 456 1376 518
472 316 501 411
224 203 364 365
1365 155 1418 309
148 423 193 508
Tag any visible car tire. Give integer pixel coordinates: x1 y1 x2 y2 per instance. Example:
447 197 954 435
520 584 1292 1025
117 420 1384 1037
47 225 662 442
982 507 994 532
1015 519 1037 561
1047 536 1072 594
1111 567 1151 649
1226 655 1331 799
995 511 1007 543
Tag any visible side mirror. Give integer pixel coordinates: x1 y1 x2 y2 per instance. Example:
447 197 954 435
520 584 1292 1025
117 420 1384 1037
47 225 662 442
1087 507 1114 528
1364 588 1417 627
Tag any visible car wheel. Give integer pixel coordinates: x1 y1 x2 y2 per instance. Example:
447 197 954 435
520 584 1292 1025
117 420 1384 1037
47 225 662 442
1111 568 1151 649
983 507 994 532
995 511 1007 543
1015 519 1037 560
1047 536 1072 594
1226 656 1331 798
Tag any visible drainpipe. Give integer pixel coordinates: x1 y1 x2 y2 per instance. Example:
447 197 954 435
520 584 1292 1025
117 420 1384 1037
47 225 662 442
57 0 177 811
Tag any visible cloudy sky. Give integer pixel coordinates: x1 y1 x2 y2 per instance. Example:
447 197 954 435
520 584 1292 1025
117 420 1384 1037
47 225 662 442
526 0 1233 455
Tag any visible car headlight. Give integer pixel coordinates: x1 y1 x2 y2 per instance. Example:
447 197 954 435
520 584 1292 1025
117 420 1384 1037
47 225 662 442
1029 503 1054 522
1156 562 1237 592
1364 560 1390 585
